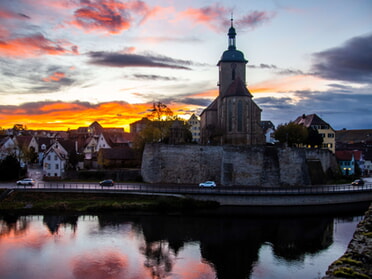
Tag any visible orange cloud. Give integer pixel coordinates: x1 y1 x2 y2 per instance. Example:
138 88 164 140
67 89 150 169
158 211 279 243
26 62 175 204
0 101 206 131
69 0 154 34
249 75 326 93
42 72 66 82
0 34 79 58
178 4 227 30
192 89 218 98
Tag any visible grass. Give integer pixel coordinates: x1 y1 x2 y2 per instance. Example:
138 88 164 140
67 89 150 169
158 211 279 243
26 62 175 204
0 191 219 214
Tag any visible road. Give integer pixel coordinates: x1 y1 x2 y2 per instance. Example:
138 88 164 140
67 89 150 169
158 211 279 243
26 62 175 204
0 166 371 195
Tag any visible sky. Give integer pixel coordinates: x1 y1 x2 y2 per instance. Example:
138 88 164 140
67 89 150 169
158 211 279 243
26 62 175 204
0 0 371 132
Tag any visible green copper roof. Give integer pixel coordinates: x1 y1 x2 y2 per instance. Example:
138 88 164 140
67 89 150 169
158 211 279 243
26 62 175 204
219 49 247 63
218 19 247 64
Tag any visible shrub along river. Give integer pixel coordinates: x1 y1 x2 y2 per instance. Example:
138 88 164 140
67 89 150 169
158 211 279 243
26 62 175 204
0 204 369 279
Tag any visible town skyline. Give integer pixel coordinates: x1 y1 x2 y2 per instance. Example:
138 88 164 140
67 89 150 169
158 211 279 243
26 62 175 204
0 0 371 131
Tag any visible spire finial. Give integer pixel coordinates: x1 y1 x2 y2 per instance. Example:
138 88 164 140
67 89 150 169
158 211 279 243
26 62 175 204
230 12 234 27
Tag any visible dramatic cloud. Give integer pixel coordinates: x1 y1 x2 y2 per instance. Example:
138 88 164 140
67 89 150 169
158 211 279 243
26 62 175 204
256 87 372 129
236 10 276 30
248 63 278 69
0 8 30 20
42 72 66 82
179 4 274 31
70 0 153 34
312 33 372 83
0 34 79 58
132 74 177 81
87 51 192 69
180 3 228 30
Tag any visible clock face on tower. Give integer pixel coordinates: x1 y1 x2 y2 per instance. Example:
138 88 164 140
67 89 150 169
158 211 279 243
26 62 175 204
231 63 237 69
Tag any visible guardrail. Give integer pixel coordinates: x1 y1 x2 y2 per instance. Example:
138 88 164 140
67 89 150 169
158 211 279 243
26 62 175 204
12 182 372 196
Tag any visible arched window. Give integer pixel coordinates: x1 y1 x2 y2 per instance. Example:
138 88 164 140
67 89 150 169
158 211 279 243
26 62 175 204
228 100 233 131
237 100 243 132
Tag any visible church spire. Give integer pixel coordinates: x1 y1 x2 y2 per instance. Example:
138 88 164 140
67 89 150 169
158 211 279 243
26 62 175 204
228 16 236 50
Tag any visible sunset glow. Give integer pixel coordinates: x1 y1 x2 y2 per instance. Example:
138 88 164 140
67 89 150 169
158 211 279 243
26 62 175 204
0 0 371 131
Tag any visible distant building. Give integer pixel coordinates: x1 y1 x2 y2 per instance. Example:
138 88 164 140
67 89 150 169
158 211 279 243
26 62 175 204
187 114 200 143
0 136 18 160
97 146 136 168
130 117 151 135
335 150 363 176
200 20 264 145
260 121 276 144
335 129 372 176
293 114 335 153
43 141 69 179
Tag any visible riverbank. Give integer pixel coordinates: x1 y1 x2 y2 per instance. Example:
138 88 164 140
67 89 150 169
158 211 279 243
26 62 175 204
0 191 219 214
323 203 372 279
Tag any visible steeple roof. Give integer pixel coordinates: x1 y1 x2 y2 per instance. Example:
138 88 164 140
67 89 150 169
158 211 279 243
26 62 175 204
218 18 247 65
223 77 252 98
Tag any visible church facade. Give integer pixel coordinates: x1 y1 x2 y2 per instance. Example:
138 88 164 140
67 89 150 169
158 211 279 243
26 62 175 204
200 21 264 145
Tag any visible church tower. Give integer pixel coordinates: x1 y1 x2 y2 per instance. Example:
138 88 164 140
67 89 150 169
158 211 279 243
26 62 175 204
218 18 247 96
200 19 264 145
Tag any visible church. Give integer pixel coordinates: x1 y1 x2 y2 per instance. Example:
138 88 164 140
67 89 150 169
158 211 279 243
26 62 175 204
200 20 265 145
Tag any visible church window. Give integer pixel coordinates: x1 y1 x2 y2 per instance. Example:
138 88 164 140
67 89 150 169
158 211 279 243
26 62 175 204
228 101 233 131
237 101 243 131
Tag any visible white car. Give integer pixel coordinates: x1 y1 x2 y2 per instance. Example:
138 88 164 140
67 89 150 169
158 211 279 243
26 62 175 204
16 178 36 186
199 181 216 188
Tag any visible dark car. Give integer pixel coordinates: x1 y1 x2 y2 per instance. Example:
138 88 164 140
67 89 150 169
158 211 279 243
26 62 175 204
351 179 364 186
99 179 114 186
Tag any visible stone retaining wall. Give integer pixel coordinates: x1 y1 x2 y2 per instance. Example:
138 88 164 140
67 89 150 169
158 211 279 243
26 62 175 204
323 203 372 278
141 144 339 186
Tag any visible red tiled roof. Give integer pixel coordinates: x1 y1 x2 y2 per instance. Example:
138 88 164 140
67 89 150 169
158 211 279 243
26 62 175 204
335 150 362 161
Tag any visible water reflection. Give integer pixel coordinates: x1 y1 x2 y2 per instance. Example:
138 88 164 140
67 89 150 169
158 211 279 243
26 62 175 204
0 209 365 279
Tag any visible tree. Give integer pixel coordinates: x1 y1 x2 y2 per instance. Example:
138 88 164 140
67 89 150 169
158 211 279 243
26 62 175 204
0 155 23 181
274 122 308 147
148 102 173 121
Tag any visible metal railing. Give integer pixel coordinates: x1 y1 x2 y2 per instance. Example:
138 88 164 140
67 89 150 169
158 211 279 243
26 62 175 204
11 181 372 196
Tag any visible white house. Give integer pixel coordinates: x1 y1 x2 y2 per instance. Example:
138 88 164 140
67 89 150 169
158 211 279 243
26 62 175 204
97 133 112 150
43 141 68 178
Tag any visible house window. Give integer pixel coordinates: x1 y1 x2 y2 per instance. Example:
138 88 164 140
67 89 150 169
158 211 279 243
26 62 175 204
328 133 334 138
54 155 57 160
56 164 59 169
48 155 51 160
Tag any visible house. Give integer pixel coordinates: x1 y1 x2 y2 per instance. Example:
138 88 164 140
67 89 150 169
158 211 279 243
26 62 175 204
261 121 276 144
43 141 69 179
15 136 39 164
187 114 200 143
130 117 151 135
335 150 363 176
0 136 19 160
293 114 335 153
97 146 136 168
36 137 54 164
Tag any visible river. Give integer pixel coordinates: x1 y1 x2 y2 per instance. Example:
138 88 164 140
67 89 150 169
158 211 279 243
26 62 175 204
0 206 368 279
